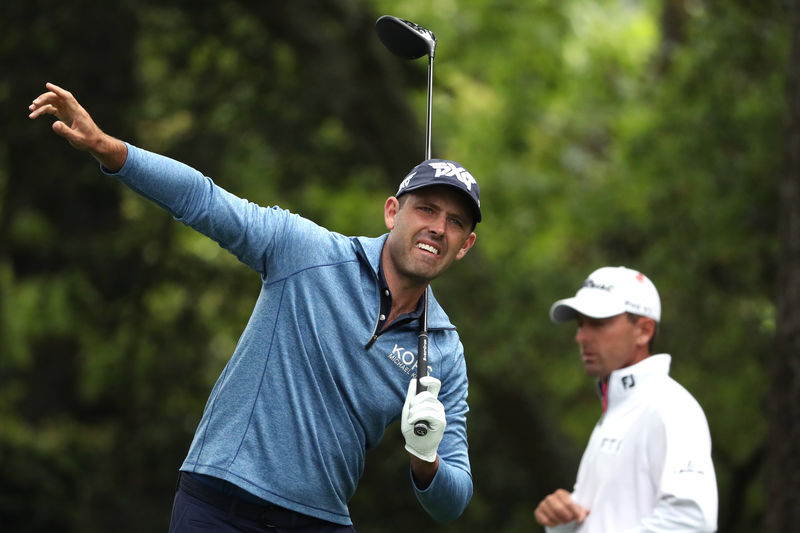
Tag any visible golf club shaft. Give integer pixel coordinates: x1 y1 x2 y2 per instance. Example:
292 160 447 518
414 52 435 436
425 53 434 160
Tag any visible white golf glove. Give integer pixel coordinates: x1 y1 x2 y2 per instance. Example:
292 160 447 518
401 375 446 462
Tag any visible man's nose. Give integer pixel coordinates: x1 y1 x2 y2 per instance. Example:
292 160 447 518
428 214 446 235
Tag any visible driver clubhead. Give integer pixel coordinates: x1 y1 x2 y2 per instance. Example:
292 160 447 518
375 15 437 60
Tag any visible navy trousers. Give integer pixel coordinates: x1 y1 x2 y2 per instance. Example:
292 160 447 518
168 474 357 533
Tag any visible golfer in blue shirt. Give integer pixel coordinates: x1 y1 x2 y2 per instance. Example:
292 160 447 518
30 82 481 532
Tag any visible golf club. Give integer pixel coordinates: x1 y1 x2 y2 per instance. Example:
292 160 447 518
376 14 437 437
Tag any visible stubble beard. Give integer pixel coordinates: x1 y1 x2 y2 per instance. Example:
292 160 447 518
387 238 444 287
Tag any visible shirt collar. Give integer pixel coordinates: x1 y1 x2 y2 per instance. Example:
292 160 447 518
599 354 672 410
356 234 453 331
377 257 424 327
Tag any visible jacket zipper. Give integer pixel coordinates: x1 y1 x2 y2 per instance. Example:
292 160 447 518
364 289 383 349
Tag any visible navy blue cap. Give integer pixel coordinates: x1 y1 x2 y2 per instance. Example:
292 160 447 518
395 159 482 224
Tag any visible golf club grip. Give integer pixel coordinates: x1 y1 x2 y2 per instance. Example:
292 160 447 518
414 330 430 436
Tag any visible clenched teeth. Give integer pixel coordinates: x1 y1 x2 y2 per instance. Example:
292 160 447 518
417 243 439 255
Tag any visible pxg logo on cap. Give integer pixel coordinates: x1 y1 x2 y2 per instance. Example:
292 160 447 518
396 159 482 223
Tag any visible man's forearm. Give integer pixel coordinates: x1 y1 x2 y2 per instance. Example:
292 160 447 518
412 456 473 523
410 455 439 489
90 133 128 173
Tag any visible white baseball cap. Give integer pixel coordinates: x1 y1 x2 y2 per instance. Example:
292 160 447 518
549 266 661 323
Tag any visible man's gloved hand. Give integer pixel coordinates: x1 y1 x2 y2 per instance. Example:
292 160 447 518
401 376 446 462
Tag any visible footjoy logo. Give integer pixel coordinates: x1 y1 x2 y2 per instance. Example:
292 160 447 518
429 162 477 191
621 375 636 389
387 343 434 378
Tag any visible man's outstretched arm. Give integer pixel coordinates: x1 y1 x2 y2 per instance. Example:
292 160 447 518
29 82 127 172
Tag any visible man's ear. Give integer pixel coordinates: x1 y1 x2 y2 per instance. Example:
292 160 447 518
455 232 477 260
384 196 400 230
635 318 656 349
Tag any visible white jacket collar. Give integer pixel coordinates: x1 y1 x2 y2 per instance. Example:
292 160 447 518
602 353 671 410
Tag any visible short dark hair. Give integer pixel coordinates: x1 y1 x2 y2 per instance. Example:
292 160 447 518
626 313 658 353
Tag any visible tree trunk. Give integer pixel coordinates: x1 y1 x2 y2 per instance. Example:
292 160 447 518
766 0 800 530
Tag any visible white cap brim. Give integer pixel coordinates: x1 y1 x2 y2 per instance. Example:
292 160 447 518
549 293 627 323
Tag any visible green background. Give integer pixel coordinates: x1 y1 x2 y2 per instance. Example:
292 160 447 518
0 0 788 531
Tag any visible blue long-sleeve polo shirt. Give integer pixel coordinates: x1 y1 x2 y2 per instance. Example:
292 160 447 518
105 144 473 525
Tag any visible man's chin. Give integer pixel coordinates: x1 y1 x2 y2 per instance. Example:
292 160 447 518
582 364 604 379
407 261 447 283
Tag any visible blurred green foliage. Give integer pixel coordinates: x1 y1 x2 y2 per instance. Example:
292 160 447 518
0 0 790 531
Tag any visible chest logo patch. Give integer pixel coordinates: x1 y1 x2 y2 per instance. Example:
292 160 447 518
387 343 434 378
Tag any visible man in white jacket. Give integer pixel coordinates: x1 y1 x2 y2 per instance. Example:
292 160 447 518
534 266 718 532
